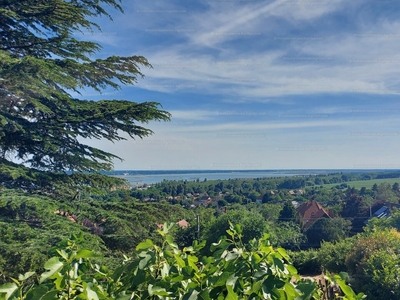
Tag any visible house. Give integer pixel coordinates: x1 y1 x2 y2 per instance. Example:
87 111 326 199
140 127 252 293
176 219 189 228
291 201 300 209
199 193 212 205
296 200 332 230
367 203 400 221
110 185 131 191
371 206 390 219
256 191 275 203
204 198 213 206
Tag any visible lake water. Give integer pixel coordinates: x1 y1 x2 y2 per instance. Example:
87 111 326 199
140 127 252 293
109 169 338 185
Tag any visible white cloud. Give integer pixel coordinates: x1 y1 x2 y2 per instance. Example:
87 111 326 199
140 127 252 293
168 110 215 120
77 0 400 169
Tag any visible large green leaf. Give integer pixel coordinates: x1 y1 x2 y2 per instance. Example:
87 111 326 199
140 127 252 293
0 283 18 300
40 257 64 283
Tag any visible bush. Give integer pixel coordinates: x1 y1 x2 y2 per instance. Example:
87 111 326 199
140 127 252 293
289 249 322 275
345 229 400 299
317 237 356 273
0 224 365 300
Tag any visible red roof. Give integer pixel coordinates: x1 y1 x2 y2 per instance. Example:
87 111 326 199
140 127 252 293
297 200 332 229
176 219 189 228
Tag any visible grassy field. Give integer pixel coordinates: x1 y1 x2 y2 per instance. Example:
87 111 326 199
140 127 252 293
322 177 400 189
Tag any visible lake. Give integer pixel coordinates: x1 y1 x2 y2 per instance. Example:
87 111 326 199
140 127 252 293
109 169 342 185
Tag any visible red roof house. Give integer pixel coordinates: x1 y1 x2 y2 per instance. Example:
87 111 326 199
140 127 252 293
296 200 332 230
176 219 189 228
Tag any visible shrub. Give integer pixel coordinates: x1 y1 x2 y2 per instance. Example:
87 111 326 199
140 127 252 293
345 229 400 299
317 237 356 273
0 224 365 300
286 249 322 275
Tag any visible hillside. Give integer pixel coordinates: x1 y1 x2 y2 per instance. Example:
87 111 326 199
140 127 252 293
0 189 191 283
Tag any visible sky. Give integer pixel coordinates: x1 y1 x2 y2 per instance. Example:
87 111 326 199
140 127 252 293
75 0 400 170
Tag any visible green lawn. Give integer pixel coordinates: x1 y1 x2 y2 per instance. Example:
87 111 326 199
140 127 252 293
322 178 400 189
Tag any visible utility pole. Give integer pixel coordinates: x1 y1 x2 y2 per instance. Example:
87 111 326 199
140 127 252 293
196 214 200 240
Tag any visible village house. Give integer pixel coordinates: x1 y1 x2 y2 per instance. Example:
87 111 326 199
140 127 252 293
176 219 189 228
296 200 332 230
368 202 400 220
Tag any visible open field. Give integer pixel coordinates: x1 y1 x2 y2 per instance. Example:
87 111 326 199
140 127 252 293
322 177 400 189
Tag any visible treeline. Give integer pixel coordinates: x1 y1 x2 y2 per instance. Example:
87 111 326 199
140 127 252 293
131 171 400 203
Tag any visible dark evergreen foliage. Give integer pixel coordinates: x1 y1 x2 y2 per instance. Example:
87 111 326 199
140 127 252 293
0 0 170 194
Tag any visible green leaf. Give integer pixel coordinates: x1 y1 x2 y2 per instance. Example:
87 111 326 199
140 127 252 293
40 257 64 283
214 272 233 287
174 254 185 268
250 281 262 295
296 280 317 300
25 286 58 300
283 282 299 299
277 248 289 260
225 285 238 300
38 290 59 300
138 254 152 269
182 289 200 300
136 239 153 251
226 275 238 287
336 279 355 298
273 257 285 271
161 262 169 278
56 249 69 261
170 274 184 283
225 252 239 261
165 234 176 247
18 271 35 282
286 265 298 275
187 255 199 272
148 284 169 296
111 265 125 282
83 282 99 300
0 283 18 300
76 249 100 259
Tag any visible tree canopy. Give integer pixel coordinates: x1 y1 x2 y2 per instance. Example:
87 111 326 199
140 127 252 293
0 0 170 194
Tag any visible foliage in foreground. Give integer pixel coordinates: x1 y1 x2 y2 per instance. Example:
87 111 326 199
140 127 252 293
0 224 365 300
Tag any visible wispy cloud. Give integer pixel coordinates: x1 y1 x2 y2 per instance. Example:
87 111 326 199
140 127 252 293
80 0 400 169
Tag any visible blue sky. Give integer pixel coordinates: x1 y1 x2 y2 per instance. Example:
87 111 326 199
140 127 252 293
76 0 400 170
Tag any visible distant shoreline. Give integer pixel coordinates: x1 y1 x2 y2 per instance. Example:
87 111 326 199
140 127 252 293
107 169 399 185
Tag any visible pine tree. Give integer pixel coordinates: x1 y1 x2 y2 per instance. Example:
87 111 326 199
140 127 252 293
0 0 170 195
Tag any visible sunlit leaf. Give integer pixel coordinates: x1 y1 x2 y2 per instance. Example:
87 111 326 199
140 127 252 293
40 257 63 283
0 283 18 300
136 239 153 251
